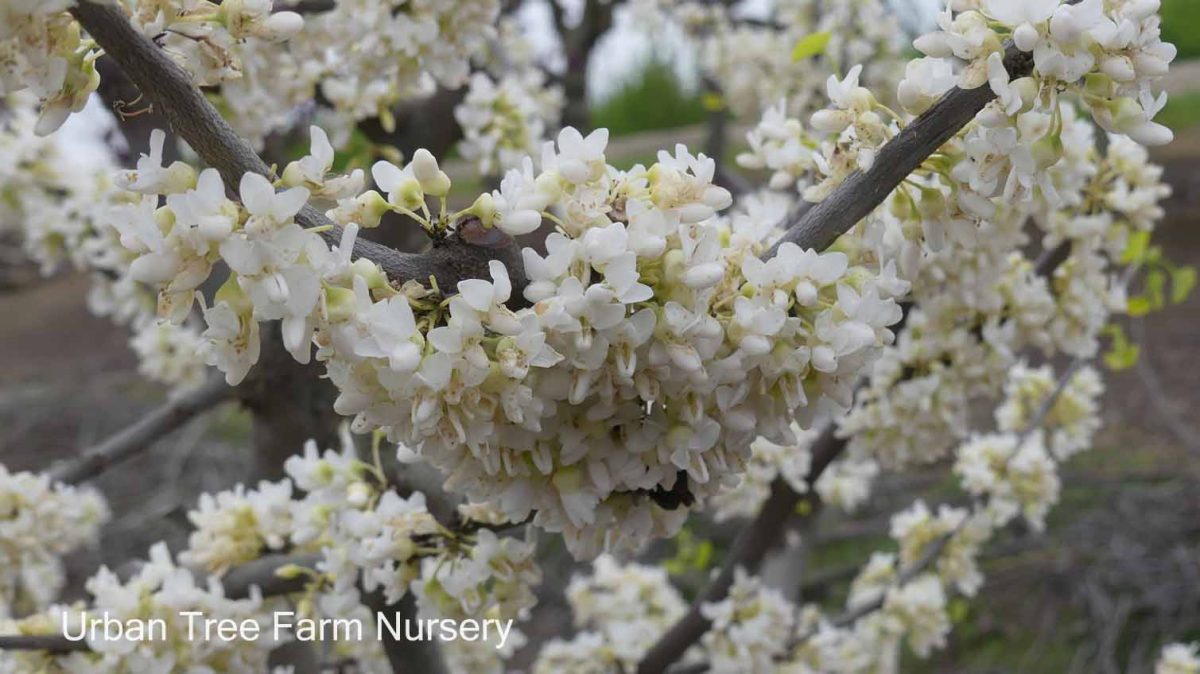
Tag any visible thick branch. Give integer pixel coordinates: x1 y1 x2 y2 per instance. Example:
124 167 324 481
47 376 233 484
68 0 521 289
768 44 1034 256
364 592 449 674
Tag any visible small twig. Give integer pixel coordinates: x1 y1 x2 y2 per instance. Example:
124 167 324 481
47 376 233 484
1129 318 1200 455
787 355 1090 647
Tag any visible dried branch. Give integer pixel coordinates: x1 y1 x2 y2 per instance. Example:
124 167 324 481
68 0 523 290
47 376 234 485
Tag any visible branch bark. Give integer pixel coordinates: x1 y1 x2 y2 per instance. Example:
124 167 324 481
46 376 233 485
68 0 522 290
767 43 1034 257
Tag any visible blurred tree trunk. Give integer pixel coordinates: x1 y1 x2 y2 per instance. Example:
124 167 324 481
237 325 340 481
551 0 618 131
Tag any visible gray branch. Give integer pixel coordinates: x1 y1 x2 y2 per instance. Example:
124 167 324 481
767 44 1034 256
47 376 233 484
68 0 522 290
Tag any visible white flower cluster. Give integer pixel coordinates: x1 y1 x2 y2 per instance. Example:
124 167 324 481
633 0 904 119
0 0 303 134
1159 643 1200 674
532 556 685 673
413 528 539 672
954 432 1061 531
0 544 279 672
952 362 1102 531
0 465 109 619
113 122 903 558
0 1 100 135
996 362 1104 459
911 0 1176 145
700 569 797 673
455 70 563 176
5 432 537 673
219 0 501 145
125 0 303 85
181 479 295 574
1 97 210 392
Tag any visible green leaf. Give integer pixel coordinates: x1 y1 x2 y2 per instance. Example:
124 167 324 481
792 32 833 61
693 540 714 571
1146 268 1167 309
1121 230 1151 264
1102 324 1140 371
1171 266 1197 304
1126 295 1153 316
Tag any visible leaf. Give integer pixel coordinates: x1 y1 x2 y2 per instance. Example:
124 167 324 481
1126 295 1153 316
1145 268 1167 309
692 540 714 571
792 32 832 61
1121 230 1151 264
1101 324 1140 371
1171 265 1197 304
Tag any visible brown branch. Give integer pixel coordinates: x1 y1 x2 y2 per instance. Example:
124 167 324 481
46 376 234 484
68 0 522 290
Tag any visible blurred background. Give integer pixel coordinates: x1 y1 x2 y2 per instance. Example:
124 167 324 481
2 0 1199 671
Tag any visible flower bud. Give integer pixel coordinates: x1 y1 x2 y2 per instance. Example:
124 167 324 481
466 192 497 228
1100 56 1136 82
420 170 452 198
347 481 371 508
811 109 851 134
1031 132 1063 170
1013 23 1040 52
499 209 542 235
913 33 953 58
356 190 391 228
410 149 441 183
261 11 304 41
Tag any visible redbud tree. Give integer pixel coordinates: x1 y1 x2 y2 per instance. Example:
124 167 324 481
0 0 1195 672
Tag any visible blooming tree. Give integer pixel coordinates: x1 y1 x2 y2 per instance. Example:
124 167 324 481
0 0 1192 672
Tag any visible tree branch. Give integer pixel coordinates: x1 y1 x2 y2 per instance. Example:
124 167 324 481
636 424 845 674
68 0 522 290
46 376 233 484
768 43 1034 256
